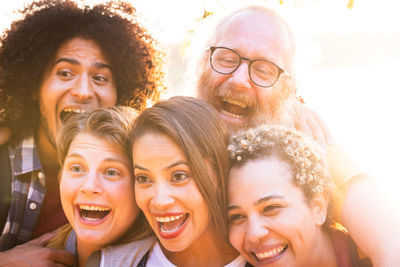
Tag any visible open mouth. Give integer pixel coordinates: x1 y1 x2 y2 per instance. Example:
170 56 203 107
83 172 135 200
155 213 189 239
78 204 111 222
220 98 250 119
60 108 87 123
253 244 288 263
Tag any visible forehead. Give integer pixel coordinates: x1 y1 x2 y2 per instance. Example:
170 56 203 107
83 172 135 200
228 157 297 202
54 37 108 63
68 133 123 157
214 9 293 67
133 132 185 161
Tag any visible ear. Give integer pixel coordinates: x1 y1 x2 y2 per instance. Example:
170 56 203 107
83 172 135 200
310 192 329 226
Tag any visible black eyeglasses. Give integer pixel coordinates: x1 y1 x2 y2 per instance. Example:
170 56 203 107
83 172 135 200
209 46 288 88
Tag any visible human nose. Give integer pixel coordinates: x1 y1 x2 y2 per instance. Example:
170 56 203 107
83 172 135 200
229 61 252 89
150 182 174 209
80 171 102 195
71 73 95 103
246 214 270 245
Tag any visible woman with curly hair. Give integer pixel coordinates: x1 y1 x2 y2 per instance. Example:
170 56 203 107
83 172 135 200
227 126 372 267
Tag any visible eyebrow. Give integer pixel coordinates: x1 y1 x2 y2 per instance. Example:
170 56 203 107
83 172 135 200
133 160 189 171
54 57 112 70
227 194 284 211
255 195 284 205
66 153 127 165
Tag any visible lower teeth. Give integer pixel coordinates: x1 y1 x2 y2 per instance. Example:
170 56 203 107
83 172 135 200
221 109 243 119
82 216 101 221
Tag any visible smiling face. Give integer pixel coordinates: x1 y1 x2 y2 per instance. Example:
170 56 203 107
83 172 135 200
198 9 295 131
133 132 211 252
60 133 138 249
38 37 117 151
228 157 325 267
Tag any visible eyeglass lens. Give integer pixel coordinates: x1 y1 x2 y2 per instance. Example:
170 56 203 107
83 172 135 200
211 47 280 87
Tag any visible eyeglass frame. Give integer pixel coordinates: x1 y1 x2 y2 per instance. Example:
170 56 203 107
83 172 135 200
209 46 289 88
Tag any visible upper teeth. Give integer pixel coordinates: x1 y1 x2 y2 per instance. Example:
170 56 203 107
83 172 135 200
155 214 186 223
79 205 110 211
223 98 247 108
63 107 86 113
254 245 286 260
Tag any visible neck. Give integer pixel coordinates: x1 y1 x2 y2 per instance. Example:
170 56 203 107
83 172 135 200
77 239 101 267
162 231 238 267
311 229 337 267
36 126 59 170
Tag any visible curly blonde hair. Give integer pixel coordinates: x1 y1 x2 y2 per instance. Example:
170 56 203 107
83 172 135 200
228 125 334 227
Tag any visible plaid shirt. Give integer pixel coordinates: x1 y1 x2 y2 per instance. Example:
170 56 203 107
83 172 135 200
0 136 46 251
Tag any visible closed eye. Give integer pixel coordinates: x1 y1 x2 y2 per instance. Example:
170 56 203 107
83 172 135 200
262 205 282 215
228 213 245 224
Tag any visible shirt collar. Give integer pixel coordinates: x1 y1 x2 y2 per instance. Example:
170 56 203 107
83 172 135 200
12 136 42 175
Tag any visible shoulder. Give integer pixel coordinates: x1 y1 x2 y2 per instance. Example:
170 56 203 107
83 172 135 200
46 224 73 249
101 236 156 266
330 228 372 267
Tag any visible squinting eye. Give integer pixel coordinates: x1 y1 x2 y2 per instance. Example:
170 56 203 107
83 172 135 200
229 213 245 224
263 205 282 215
136 174 151 184
93 75 109 83
171 171 189 183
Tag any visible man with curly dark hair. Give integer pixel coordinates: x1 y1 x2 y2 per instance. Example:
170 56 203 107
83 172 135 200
0 0 164 265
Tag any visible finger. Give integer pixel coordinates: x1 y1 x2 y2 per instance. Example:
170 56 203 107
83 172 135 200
306 116 327 148
294 116 314 139
312 112 334 145
47 248 76 266
27 231 59 246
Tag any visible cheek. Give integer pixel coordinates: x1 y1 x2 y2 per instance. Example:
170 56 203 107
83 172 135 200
101 86 117 107
229 226 244 252
134 186 149 212
198 67 223 95
187 186 210 230
60 178 79 216
209 71 228 89
116 183 140 224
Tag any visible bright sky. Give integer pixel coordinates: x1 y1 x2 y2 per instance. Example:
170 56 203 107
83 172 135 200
1 0 399 203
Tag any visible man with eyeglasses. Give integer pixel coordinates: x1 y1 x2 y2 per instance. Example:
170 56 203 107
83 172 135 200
195 5 400 266
196 6 303 135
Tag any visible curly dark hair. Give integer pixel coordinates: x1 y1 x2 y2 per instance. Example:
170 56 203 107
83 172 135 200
0 0 165 141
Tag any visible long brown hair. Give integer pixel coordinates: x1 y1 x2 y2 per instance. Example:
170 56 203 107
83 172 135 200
130 96 231 243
